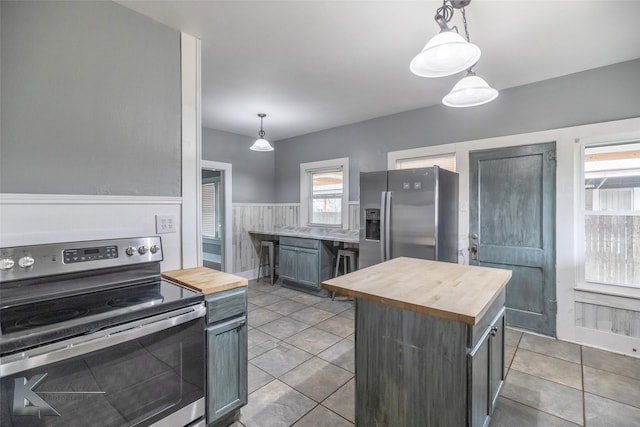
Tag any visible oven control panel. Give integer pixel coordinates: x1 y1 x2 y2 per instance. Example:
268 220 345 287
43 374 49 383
63 245 118 264
0 237 163 282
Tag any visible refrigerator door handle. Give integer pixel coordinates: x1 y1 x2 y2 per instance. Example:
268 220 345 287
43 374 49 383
380 191 387 263
385 191 392 261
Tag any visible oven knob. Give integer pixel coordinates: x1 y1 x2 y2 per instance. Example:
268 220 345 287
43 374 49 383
150 245 160 254
138 246 148 255
18 255 35 268
125 246 137 256
0 257 15 270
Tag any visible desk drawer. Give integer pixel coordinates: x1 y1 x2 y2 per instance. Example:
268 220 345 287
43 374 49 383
280 236 320 249
205 287 247 323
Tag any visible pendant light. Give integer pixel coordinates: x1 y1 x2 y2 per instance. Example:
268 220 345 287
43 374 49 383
410 0 498 108
442 70 498 107
250 113 273 152
410 0 480 78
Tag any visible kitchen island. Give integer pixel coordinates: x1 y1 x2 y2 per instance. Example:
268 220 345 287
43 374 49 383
322 257 512 427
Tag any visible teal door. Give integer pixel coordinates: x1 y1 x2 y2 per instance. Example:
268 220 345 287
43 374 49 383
469 143 556 336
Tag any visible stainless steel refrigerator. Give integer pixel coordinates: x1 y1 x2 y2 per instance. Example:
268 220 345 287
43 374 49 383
359 166 458 268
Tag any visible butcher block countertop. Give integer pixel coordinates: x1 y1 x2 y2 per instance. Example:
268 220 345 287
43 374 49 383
322 257 511 325
162 267 247 295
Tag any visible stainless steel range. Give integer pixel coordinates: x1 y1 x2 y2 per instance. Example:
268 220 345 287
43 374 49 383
0 237 206 427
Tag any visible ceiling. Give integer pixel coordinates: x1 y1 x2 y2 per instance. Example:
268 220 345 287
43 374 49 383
117 1 640 142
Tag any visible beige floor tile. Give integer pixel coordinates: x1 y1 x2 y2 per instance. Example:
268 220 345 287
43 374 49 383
322 378 355 423
241 380 315 427
511 348 582 389
290 306 335 325
293 405 353 427
280 357 353 402
490 397 581 427
501 370 583 425
582 346 640 380
583 365 640 409
284 326 343 355
519 333 581 363
584 392 640 427
315 315 355 338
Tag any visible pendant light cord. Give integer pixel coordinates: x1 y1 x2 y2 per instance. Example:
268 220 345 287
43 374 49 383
461 8 471 42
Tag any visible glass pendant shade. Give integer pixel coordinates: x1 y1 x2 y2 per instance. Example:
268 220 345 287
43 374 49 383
410 31 481 78
250 113 273 151
250 138 273 151
442 73 498 107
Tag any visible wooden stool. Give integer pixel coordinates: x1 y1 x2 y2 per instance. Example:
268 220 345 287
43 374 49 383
332 249 357 299
257 240 279 285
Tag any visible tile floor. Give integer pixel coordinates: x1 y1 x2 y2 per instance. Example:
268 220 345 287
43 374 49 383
234 280 640 427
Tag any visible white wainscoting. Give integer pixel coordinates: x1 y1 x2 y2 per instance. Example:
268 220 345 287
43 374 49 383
232 204 299 275
0 194 183 271
575 302 640 338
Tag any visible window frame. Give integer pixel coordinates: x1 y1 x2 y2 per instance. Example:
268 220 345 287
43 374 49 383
395 153 457 171
576 137 640 291
201 177 220 239
300 157 349 229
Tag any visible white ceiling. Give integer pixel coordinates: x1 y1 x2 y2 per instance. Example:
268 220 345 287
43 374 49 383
117 0 640 141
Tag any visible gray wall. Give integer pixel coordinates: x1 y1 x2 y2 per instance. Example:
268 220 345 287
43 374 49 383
202 127 275 203
0 1 181 196
274 59 640 203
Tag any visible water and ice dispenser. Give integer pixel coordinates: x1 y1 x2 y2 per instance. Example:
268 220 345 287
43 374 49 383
365 209 380 241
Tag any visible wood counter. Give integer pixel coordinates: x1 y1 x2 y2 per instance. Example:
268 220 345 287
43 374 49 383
162 267 247 295
322 256 511 325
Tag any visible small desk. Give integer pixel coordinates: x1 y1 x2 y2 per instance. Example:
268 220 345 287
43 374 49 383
249 228 358 295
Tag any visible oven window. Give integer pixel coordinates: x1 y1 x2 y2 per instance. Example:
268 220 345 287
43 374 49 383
0 317 204 426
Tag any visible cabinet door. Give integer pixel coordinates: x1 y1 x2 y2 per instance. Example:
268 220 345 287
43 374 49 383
469 332 490 427
296 248 320 288
489 313 505 410
279 245 298 281
207 316 248 425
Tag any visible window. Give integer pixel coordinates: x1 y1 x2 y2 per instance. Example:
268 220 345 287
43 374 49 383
582 141 640 288
300 158 349 228
396 153 456 171
202 180 220 238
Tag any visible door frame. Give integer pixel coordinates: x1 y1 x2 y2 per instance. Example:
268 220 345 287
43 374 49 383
201 160 233 272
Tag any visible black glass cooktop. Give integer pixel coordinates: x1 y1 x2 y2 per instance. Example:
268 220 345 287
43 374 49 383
0 279 203 355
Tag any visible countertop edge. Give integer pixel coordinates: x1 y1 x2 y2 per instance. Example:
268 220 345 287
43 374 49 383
249 229 359 244
162 267 248 295
323 282 479 324
322 259 512 325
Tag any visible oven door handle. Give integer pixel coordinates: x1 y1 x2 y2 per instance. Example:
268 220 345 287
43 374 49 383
1 303 206 378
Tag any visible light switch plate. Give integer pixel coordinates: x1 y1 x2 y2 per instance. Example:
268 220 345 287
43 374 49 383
156 215 177 234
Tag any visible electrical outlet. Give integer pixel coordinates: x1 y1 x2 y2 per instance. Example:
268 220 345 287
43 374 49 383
156 215 177 234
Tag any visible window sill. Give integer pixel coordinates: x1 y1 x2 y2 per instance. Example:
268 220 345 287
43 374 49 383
574 283 640 310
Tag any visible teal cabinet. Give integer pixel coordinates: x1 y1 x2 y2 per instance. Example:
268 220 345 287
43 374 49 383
469 310 505 427
355 290 506 427
206 288 248 426
278 237 336 295
278 245 298 282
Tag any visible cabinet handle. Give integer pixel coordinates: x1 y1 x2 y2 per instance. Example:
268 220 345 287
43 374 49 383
489 326 498 337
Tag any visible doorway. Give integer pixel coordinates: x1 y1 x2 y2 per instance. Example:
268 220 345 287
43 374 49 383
469 142 557 336
201 161 232 272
